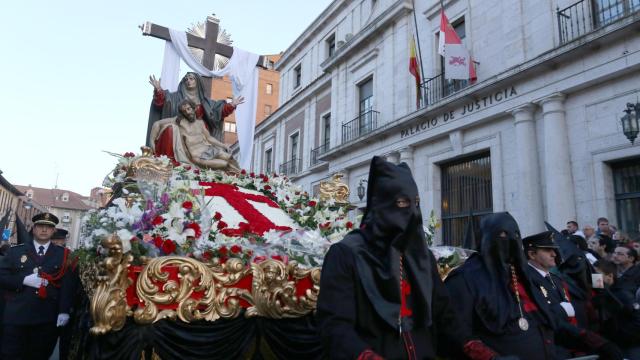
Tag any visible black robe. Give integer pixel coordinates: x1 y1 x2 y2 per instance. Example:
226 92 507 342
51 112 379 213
316 233 467 359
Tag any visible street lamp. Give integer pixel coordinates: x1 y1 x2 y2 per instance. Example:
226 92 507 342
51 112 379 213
621 103 640 145
357 179 368 201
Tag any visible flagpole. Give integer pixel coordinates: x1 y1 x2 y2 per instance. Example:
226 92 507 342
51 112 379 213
410 0 426 106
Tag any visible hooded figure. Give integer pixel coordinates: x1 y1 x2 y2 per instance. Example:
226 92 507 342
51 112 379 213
445 212 558 359
316 157 500 360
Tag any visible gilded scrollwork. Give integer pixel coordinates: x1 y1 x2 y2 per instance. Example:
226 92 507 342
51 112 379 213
245 260 320 319
319 173 350 204
89 234 133 335
89 249 322 332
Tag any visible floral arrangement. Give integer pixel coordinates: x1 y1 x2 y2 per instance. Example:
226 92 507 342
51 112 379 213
80 153 354 268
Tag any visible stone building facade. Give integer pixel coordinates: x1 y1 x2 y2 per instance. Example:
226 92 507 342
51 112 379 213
250 0 640 245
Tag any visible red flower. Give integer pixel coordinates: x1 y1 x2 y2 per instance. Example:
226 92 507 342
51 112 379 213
214 212 222 221
308 200 317 207
250 172 255 178
161 240 177 254
185 222 202 238
271 255 283 262
193 169 200 174
152 215 164 226
184 165 191 170
182 201 193 210
123 152 135 158
241 169 247 175
217 221 228 230
218 246 228 256
263 185 272 191
230 245 242 254
346 221 354 229
153 236 163 248
202 251 212 261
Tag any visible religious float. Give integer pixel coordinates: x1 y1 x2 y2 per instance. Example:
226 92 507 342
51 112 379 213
70 16 469 360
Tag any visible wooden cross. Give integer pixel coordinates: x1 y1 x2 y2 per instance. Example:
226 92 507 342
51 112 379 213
141 15 265 95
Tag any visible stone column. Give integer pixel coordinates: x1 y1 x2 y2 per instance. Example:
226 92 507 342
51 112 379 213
539 93 576 229
511 104 544 235
385 152 400 164
399 147 414 169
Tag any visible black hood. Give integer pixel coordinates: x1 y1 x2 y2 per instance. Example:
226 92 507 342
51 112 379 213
361 156 423 252
346 156 433 330
479 212 527 276
448 212 554 333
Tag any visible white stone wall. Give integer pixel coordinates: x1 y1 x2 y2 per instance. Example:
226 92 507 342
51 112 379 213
252 0 640 241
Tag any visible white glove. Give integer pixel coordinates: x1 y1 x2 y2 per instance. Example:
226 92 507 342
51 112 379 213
560 301 576 317
23 274 48 288
56 313 70 327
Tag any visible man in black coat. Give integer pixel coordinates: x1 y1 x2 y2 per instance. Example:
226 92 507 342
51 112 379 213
523 231 623 359
316 157 502 360
0 213 73 360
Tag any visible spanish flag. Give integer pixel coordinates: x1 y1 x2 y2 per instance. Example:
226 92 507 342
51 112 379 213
409 36 422 108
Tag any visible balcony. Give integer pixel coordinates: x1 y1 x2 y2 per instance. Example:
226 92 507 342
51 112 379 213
310 142 330 166
279 158 302 176
420 72 471 109
341 110 380 144
558 0 640 44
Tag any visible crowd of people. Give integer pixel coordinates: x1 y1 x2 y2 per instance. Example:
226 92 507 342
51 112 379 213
318 156 640 360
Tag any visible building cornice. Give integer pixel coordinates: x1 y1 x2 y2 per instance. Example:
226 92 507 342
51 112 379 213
320 0 412 72
276 0 351 70
318 15 640 161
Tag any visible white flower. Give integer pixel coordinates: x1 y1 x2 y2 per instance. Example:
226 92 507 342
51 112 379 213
116 229 133 253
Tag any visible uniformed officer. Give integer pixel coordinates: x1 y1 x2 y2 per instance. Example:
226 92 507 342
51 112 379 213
0 212 73 360
523 231 624 360
50 228 68 248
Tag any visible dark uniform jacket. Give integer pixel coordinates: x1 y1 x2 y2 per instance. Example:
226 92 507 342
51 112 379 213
0 242 73 325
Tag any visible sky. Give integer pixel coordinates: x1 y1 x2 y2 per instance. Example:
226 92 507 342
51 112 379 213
0 0 333 196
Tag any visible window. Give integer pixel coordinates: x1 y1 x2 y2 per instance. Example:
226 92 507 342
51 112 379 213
265 105 272 117
358 78 374 134
294 64 302 89
224 122 237 133
264 148 273 174
326 34 336 58
266 83 273 95
267 60 275 70
322 113 331 147
441 152 493 246
62 192 69 202
26 190 33 199
612 159 640 239
290 132 299 161
62 212 71 223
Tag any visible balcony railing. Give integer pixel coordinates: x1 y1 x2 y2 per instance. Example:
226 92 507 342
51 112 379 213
279 158 302 176
310 142 330 166
341 110 380 144
558 0 640 44
421 72 471 108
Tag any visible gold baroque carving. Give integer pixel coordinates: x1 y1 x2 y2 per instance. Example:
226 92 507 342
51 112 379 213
89 234 133 335
245 260 321 319
89 248 322 331
319 173 350 204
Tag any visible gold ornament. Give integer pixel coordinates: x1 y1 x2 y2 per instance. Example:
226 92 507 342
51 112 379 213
89 233 133 335
319 173 350 204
